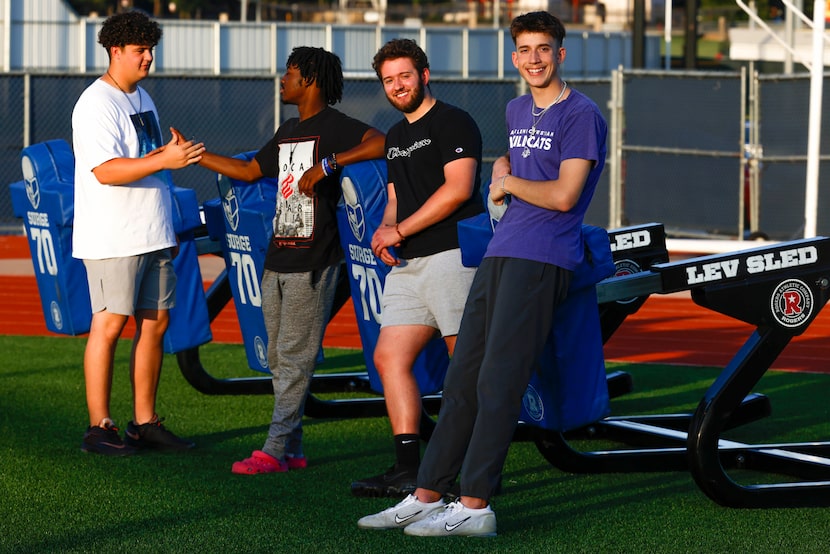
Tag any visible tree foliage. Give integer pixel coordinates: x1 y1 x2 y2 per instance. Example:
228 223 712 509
65 1 238 19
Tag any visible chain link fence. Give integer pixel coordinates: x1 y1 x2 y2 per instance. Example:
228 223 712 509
755 74 830 240
2 70 827 241
0 73 527 231
618 70 745 237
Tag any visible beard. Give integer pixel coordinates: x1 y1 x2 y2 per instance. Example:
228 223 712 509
386 80 426 114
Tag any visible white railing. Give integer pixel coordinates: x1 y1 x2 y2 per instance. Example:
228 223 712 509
0 15 660 77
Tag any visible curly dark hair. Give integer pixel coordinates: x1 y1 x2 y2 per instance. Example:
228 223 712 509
509 11 566 46
98 10 162 53
286 47 344 105
371 38 430 81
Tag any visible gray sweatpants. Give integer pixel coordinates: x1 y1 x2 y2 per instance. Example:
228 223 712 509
260 264 339 460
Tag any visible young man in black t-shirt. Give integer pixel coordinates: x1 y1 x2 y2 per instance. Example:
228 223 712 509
350 38 484 498
190 47 385 475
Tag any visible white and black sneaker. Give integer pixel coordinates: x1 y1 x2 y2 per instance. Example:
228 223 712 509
357 494 445 530
403 499 497 537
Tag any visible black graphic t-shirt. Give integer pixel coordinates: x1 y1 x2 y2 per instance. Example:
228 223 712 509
255 107 372 273
386 100 483 259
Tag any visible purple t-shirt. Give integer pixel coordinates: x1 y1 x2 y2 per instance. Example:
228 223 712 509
484 88 607 270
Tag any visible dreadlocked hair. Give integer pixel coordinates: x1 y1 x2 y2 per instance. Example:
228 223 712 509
286 47 344 105
98 10 162 52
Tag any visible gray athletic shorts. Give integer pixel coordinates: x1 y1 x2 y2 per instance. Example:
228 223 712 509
380 248 476 337
83 249 176 316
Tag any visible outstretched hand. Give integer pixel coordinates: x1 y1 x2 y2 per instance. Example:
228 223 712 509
169 127 188 145
145 127 204 168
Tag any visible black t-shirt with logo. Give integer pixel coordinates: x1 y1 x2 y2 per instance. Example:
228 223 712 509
386 100 484 259
255 107 371 273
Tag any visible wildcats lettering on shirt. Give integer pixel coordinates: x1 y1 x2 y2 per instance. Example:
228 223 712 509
348 244 377 266
685 245 818 285
226 233 252 252
610 229 651 252
27 211 49 227
509 133 552 152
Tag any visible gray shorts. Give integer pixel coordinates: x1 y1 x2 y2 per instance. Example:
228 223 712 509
380 248 476 337
83 249 177 316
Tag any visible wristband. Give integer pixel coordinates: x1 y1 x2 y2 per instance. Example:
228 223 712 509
394 223 405 242
500 174 509 195
321 156 332 177
328 153 338 171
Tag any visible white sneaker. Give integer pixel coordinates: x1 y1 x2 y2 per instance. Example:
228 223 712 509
403 500 497 537
357 494 446 530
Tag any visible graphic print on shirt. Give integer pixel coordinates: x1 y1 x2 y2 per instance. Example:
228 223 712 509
509 126 553 157
274 139 315 241
131 111 163 157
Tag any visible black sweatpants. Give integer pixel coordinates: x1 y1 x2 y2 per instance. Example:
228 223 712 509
416 256 571 500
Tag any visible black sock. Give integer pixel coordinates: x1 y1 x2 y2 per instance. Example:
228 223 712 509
394 434 420 469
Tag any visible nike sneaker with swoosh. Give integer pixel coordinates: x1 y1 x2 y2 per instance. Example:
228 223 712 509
81 419 137 456
403 500 497 537
357 494 445 530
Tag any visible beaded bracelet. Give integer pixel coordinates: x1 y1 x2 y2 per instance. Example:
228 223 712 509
394 223 405 242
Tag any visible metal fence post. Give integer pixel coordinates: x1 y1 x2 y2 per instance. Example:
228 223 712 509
23 73 31 149
609 67 623 229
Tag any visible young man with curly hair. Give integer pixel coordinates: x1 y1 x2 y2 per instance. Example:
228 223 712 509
73 10 204 455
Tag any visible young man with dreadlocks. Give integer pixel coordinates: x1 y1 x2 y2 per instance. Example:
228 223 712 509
188 47 385 474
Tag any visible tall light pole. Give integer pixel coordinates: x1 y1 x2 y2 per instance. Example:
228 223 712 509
684 0 698 68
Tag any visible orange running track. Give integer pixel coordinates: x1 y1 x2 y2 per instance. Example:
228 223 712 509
1 235 828 374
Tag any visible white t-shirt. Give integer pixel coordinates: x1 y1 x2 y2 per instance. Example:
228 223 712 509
71 78 176 260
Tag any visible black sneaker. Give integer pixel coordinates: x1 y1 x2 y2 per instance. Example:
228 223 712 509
81 419 137 456
351 464 418 498
124 417 195 452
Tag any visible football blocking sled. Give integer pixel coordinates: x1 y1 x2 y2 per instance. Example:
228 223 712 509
456 212 672 432
411 170 830 508
338 164 660 432
182 159 664 428
8 139 211 353
538 236 830 508
187 159 830 508
9 140 89 335
15 141 830 507
201 153 276 374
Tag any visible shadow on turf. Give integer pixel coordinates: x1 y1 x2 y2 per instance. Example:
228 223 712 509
500 468 697 532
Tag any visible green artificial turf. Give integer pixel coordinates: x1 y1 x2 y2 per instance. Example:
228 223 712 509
2 335 830 553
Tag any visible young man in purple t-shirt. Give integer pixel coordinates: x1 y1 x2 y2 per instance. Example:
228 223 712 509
357 11 607 537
